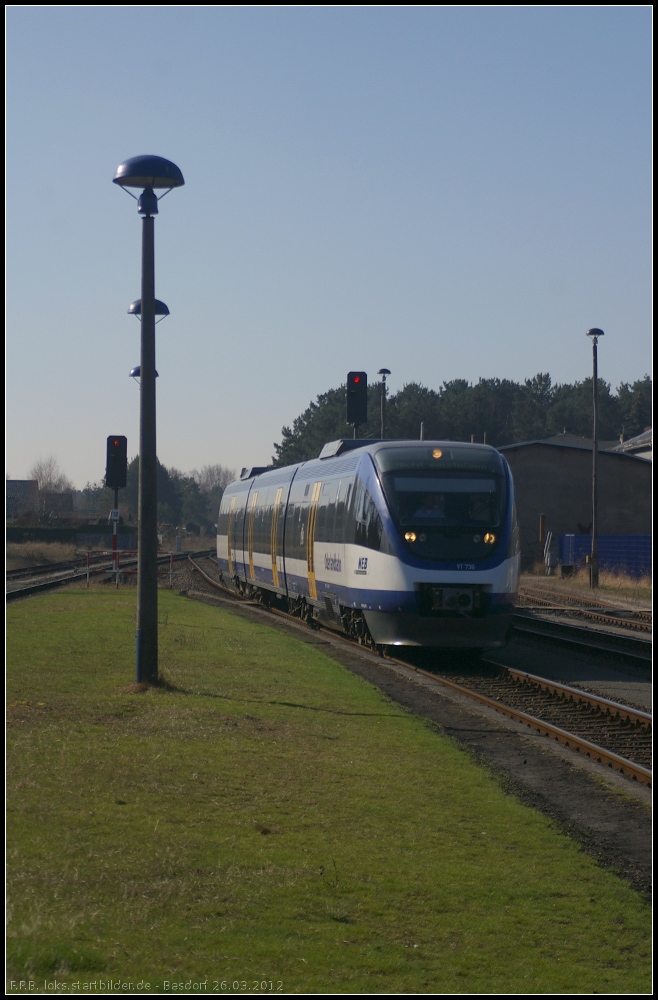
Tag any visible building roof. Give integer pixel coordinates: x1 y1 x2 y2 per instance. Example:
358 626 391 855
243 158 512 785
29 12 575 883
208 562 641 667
609 427 652 458
498 435 636 455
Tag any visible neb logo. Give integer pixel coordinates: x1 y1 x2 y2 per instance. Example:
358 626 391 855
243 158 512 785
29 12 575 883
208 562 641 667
357 557 368 571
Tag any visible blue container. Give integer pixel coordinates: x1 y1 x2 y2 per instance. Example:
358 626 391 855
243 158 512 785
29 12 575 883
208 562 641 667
560 534 651 578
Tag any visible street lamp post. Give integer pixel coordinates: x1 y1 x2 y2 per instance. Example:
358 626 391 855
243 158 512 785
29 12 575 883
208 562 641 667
113 156 184 683
377 369 391 439
586 328 604 589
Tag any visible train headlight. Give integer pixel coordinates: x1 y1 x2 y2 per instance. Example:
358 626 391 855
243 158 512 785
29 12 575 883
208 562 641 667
484 532 496 544
404 532 417 542
432 448 443 459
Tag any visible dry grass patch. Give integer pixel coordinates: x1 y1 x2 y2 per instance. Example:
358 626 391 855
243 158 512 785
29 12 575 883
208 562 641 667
6 541 80 570
523 567 651 604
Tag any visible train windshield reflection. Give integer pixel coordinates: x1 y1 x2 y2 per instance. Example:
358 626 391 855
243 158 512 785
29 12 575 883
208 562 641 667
374 446 507 560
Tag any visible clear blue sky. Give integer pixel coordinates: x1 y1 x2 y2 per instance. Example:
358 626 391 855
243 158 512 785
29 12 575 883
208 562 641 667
6 6 652 488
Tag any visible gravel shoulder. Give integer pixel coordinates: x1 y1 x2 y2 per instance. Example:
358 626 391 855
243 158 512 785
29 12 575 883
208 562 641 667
485 634 652 711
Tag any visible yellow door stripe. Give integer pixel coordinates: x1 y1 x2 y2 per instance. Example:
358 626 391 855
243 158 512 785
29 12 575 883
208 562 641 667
306 481 322 599
227 496 236 575
271 487 283 588
248 491 258 581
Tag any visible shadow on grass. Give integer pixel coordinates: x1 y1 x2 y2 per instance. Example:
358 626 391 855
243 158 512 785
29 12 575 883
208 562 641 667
119 680 404 717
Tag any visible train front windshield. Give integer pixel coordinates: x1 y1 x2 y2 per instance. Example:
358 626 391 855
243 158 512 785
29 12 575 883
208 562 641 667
374 446 508 562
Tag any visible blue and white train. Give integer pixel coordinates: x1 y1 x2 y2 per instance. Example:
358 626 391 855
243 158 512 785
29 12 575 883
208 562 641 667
217 439 520 649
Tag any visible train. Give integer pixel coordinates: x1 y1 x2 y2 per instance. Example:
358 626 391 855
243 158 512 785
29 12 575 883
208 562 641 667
216 438 520 650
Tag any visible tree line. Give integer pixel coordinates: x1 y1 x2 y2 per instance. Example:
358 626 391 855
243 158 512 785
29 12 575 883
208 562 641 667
20 458 236 534
85 461 236 533
272 373 652 467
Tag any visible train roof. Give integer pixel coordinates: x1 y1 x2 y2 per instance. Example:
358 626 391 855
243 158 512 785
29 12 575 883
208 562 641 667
227 439 504 492
318 438 499 459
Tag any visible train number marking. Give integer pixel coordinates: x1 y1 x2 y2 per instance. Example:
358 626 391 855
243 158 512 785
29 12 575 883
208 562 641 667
456 563 476 570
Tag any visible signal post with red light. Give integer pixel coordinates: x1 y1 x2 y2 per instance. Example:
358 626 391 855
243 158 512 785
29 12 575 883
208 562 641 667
346 372 368 435
106 436 128 587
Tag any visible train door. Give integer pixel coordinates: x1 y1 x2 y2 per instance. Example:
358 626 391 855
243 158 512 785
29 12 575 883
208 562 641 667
314 477 349 619
270 486 284 590
229 486 250 584
306 481 322 599
246 490 259 583
283 475 318 598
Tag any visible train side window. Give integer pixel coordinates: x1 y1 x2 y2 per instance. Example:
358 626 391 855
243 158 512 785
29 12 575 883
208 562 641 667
340 479 355 545
354 479 383 551
317 480 339 543
285 501 304 562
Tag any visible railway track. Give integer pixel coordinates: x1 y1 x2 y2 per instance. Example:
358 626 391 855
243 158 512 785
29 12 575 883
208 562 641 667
401 658 651 783
511 611 651 664
186 556 652 788
518 585 651 634
6 549 215 601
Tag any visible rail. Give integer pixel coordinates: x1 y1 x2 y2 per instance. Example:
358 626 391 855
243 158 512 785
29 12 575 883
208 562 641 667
6 549 214 602
185 557 651 787
512 610 652 663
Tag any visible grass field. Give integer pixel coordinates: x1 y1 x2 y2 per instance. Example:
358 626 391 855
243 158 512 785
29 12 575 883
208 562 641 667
6 589 651 994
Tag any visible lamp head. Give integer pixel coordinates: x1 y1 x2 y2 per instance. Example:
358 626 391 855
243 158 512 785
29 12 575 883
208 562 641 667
113 155 184 190
114 156 184 215
130 366 159 382
586 328 605 339
128 299 170 323
377 368 391 376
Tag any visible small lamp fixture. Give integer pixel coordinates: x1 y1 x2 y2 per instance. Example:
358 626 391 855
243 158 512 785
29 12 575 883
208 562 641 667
130 366 159 384
128 299 170 324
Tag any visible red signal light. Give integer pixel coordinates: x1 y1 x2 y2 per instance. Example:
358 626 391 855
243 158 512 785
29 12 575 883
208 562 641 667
106 435 128 489
346 372 368 425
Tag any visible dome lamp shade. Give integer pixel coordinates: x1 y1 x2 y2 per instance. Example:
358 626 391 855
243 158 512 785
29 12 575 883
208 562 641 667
113 155 184 190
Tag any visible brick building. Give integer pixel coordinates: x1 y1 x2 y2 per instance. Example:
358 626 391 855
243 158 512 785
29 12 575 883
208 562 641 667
6 480 39 520
498 439 652 569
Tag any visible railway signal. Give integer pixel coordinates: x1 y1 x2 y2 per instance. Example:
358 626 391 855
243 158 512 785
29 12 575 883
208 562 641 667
106 436 128 489
105 435 127 591
346 372 368 431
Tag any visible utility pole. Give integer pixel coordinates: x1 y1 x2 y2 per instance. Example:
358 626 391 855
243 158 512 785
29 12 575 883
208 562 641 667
586 328 604 589
378 369 391 439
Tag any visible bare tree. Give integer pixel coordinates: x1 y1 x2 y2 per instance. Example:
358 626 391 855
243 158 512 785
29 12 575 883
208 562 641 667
191 464 236 493
28 457 74 493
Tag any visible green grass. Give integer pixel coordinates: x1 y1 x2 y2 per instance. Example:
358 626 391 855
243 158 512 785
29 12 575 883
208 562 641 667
6 589 651 994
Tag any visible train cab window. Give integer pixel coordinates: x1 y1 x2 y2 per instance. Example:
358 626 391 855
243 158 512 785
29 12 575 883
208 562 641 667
374 446 508 562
